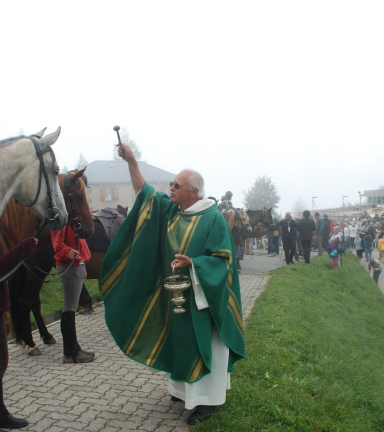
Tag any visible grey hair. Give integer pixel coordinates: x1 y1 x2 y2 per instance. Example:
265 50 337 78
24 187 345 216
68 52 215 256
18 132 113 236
180 169 205 199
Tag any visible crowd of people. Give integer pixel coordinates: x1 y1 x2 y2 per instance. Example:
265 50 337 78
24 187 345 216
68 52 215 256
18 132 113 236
239 209 384 282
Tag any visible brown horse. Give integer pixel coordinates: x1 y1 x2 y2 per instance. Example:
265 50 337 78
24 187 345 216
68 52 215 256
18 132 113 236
246 208 273 229
1 170 94 355
7 204 126 355
222 208 249 231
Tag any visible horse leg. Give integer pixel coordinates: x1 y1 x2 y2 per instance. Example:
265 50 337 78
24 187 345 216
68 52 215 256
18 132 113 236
78 283 93 313
18 295 42 355
31 295 56 345
8 266 38 352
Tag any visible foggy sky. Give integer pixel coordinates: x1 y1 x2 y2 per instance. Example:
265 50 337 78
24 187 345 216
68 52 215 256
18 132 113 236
1 1 382 215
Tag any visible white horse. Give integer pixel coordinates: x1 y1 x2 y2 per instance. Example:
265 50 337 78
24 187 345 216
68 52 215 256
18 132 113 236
0 127 67 231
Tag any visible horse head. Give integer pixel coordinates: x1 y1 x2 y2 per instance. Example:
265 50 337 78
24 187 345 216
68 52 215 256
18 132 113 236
239 208 252 234
0 127 68 230
59 169 94 240
222 209 236 231
263 207 273 227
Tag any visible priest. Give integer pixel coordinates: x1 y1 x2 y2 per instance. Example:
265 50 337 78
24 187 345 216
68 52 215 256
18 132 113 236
100 143 245 425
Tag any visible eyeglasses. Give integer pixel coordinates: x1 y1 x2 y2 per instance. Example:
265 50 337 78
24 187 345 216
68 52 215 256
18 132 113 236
170 181 184 189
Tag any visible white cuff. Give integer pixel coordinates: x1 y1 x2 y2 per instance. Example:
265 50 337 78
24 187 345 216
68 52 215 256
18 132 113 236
190 262 209 310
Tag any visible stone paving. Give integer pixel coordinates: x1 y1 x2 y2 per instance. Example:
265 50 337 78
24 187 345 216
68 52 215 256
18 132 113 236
4 250 284 432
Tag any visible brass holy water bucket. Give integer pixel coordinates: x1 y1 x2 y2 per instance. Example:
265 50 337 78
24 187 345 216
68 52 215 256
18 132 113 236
163 266 191 314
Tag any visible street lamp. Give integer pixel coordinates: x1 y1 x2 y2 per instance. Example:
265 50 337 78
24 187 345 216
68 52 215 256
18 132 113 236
358 191 364 211
312 196 317 212
343 196 348 216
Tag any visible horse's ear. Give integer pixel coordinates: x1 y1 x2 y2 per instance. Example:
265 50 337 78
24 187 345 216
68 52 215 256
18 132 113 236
38 126 61 148
269 207 272 212
33 127 47 138
71 167 86 182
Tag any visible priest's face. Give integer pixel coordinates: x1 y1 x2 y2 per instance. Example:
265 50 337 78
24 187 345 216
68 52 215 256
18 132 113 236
170 171 199 209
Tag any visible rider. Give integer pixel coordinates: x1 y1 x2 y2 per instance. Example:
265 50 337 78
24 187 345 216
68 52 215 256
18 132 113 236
219 191 234 212
50 225 94 364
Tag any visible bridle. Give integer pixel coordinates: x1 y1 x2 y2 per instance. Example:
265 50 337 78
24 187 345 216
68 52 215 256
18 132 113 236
14 135 60 223
64 171 83 238
0 171 84 283
261 208 271 227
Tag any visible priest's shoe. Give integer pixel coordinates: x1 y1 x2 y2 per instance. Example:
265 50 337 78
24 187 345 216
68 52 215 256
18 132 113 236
0 413 28 429
187 405 219 425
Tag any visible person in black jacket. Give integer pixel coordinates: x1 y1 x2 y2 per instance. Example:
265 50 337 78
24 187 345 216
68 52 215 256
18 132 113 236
322 214 331 250
298 210 316 264
277 212 298 265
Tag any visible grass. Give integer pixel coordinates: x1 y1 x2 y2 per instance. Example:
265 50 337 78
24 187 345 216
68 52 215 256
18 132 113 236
31 277 102 328
195 252 384 432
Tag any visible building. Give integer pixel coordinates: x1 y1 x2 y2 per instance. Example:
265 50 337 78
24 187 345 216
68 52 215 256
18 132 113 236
85 160 175 212
364 189 384 206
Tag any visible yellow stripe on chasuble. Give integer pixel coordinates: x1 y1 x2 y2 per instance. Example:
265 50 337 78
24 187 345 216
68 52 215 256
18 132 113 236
188 356 205 382
101 246 131 297
146 294 172 367
123 278 163 355
228 295 244 333
102 192 155 297
178 215 201 255
133 192 156 242
167 214 179 234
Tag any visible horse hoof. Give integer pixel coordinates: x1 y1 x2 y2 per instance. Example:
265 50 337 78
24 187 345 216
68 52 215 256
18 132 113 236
28 347 42 356
44 336 56 345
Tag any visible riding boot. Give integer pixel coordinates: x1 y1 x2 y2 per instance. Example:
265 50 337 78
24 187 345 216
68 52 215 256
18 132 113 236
62 311 93 363
61 311 76 358
72 316 95 358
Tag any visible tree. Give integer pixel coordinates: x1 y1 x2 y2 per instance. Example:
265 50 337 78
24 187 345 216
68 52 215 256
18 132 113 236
60 164 69 174
76 153 88 170
112 126 142 161
291 197 307 217
243 176 280 211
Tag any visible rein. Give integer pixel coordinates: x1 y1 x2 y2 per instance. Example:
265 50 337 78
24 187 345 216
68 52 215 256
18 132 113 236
0 218 49 283
0 172 83 284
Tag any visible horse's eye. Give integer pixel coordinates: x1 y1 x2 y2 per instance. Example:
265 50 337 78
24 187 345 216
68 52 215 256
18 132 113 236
76 195 84 201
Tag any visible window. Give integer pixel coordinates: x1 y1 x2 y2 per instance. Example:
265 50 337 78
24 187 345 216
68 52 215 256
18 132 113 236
105 188 113 201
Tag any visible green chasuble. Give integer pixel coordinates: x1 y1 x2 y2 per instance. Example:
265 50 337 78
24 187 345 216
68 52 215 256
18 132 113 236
101 182 245 383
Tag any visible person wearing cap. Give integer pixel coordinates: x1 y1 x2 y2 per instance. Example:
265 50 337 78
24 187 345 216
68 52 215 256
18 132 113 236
219 191 234 212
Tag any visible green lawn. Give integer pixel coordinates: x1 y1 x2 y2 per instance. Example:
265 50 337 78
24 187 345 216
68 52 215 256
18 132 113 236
196 252 384 432
32 277 102 328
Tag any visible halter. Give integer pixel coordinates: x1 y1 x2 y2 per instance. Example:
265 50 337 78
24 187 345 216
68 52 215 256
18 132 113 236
64 171 83 237
22 171 84 282
261 207 271 227
14 135 60 222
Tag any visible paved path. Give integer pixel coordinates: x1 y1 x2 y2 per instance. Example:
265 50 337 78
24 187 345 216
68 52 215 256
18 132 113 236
5 250 285 432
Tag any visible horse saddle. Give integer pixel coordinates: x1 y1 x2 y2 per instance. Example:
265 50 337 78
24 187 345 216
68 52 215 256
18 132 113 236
86 207 127 252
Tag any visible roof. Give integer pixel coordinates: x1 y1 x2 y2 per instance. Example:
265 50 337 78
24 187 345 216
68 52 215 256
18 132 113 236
85 160 175 185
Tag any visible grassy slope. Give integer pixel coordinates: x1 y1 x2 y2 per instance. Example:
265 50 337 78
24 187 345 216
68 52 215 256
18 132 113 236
32 278 102 327
196 252 384 432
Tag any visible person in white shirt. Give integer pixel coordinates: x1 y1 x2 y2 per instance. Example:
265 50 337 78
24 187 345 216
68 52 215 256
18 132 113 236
349 224 357 249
